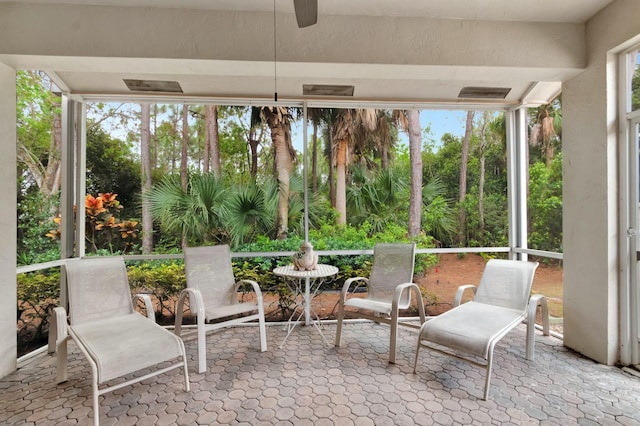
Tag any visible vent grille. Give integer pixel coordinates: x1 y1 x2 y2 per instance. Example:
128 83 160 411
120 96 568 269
123 79 183 93
458 86 511 99
303 84 354 97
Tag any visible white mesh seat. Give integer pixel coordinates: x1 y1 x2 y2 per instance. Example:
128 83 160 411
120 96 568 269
413 259 549 400
52 257 190 426
335 243 426 363
175 245 267 373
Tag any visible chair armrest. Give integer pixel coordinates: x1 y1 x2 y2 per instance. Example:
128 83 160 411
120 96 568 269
132 293 155 322
52 306 68 347
454 284 477 307
52 306 69 383
525 293 549 361
528 294 550 336
236 279 264 306
174 288 205 336
339 277 369 303
392 282 426 322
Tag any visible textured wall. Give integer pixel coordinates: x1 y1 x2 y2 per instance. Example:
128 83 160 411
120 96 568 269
0 63 16 378
563 0 640 365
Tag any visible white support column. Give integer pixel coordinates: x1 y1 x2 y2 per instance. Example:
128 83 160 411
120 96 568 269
505 107 528 260
0 63 17 378
75 102 86 258
60 95 75 261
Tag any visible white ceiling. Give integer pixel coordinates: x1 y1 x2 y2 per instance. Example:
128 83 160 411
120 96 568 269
0 0 616 106
2 0 614 23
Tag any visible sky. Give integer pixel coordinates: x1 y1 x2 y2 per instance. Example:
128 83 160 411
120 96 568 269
291 109 468 151
419 110 467 145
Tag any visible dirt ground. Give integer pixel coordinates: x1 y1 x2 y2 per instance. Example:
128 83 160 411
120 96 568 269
274 253 564 321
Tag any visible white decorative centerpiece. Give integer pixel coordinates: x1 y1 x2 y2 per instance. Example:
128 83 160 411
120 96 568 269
292 241 318 271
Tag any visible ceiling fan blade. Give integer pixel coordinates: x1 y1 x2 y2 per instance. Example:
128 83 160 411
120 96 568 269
293 0 317 28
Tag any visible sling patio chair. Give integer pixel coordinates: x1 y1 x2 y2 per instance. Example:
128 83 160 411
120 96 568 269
335 243 426 364
413 258 549 400
51 256 190 426
175 245 267 373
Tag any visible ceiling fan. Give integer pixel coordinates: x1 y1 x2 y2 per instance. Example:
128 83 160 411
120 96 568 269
293 0 317 28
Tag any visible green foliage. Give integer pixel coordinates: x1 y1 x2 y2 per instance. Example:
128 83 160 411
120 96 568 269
17 270 60 353
346 164 409 234
17 190 60 265
85 124 141 218
457 193 509 248
633 63 640 112
16 71 57 193
146 173 229 246
127 261 186 317
528 154 563 252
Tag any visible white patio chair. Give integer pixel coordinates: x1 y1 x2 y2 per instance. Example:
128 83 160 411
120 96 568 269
413 258 549 400
175 245 267 373
335 243 426 363
52 257 190 426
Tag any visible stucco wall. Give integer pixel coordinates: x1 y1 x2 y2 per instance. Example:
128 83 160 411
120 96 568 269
0 63 16 378
563 0 640 364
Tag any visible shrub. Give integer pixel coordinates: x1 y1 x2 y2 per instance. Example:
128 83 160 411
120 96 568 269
17 270 60 355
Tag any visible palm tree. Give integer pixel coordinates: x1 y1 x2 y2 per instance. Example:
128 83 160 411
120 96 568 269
226 180 276 246
259 106 296 239
422 177 457 244
477 112 492 237
393 110 423 238
204 104 221 177
529 99 561 166
306 108 331 193
346 164 408 234
140 103 153 254
145 173 228 247
331 108 377 225
180 104 189 191
457 111 475 246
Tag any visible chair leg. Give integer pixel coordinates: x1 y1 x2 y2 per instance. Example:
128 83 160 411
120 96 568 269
91 369 100 426
259 311 267 352
335 302 345 347
413 341 421 373
197 314 207 374
483 350 494 401
55 338 68 384
389 310 399 364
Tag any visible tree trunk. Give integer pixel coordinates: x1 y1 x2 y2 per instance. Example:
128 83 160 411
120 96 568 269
326 127 336 207
40 95 63 198
180 104 189 191
381 143 389 170
335 139 348 225
407 110 422 238
249 136 259 180
478 114 489 239
208 105 221 177
203 106 211 173
180 105 189 248
312 120 318 193
479 153 486 237
152 105 158 168
140 103 153 254
457 111 475 246
272 123 292 239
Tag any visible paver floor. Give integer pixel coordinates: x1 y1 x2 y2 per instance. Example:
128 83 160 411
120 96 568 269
1 321 640 425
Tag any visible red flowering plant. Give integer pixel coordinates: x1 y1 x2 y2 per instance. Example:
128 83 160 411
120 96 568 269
48 192 139 254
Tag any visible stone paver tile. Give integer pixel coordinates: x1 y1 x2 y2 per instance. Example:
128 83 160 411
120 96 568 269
2 323 640 426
